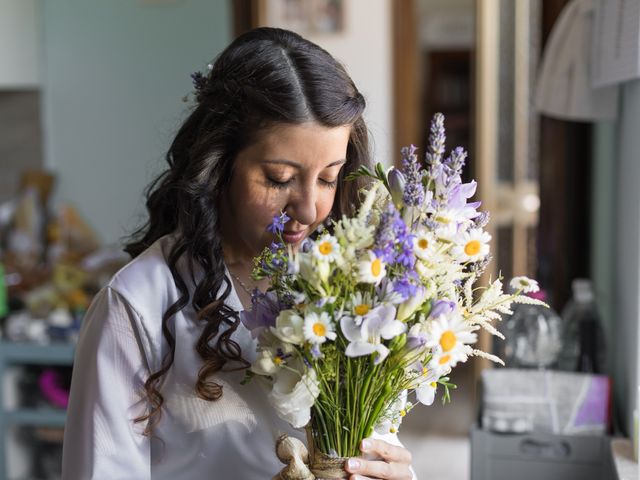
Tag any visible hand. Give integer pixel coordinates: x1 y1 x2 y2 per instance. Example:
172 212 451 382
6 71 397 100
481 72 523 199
344 438 413 480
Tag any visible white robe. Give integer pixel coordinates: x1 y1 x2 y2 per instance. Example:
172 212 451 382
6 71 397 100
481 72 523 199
61 234 412 479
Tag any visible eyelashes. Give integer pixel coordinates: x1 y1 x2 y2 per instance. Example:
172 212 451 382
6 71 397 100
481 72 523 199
267 178 338 190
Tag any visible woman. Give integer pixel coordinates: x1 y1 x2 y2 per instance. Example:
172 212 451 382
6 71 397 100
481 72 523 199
62 28 414 479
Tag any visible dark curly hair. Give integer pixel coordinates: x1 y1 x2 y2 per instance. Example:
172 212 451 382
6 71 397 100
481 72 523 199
125 27 371 433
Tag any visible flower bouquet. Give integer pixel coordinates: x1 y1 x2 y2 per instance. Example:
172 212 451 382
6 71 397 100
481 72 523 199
241 113 543 479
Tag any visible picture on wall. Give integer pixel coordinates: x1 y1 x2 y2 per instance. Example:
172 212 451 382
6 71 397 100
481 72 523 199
259 0 344 35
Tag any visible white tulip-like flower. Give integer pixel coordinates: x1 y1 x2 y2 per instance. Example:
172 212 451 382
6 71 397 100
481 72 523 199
272 310 305 345
268 363 320 428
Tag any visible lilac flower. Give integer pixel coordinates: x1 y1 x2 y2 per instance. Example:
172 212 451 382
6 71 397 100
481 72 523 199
425 113 446 166
310 344 323 359
341 305 406 364
387 168 406 208
430 299 456 318
267 212 291 234
300 238 313 253
240 290 281 338
401 145 425 206
405 332 428 352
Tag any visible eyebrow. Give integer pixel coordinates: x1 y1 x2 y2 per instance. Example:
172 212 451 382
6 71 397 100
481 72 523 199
261 159 346 169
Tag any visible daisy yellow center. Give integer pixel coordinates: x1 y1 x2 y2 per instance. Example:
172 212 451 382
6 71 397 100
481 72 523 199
422 367 429 375
274 356 283 365
439 354 451 365
400 410 406 417
418 238 429 250
319 241 333 255
440 330 457 352
390 426 397 433
371 258 382 276
430 382 437 388
312 322 327 337
354 304 370 316
464 240 481 256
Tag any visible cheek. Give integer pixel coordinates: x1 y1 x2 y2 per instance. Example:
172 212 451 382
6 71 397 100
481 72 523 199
231 175 285 221
316 189 337 223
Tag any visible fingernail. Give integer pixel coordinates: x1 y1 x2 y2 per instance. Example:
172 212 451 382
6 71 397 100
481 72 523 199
347 458 360 470
361 439 371 451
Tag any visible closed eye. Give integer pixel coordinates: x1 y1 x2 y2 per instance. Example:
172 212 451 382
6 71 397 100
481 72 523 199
267 177 338 189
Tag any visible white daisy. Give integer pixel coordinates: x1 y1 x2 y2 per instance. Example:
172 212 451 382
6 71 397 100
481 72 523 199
430 344 471 370
509 276 540 293
451 228 491 262
356 251 387 284
303 311 336 344
312 234 341 263
348 291 375 325
412 228 437 260
425 312 478 354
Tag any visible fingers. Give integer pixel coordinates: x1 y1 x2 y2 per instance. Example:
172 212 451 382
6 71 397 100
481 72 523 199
360 438 412 465
344 439 413 479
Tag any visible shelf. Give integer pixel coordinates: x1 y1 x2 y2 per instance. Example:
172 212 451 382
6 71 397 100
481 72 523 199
3 408 66 428
0 341 76 478
0 341 75 365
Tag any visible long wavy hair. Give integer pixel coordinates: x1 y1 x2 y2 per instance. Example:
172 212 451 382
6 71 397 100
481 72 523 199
125 27 371 433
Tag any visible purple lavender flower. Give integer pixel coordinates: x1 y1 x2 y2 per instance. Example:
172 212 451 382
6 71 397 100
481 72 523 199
401 145 425 206
393 274 418 300
190 71 207 93
446 146 467 176
267 212 291 234
425 113 446 166
374 204 401 263
474 211 491 228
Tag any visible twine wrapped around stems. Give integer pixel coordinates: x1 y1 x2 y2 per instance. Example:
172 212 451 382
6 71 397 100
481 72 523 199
273 432 349 480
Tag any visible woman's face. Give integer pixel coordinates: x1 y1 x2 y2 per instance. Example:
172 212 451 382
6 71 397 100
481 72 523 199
221 122 351 262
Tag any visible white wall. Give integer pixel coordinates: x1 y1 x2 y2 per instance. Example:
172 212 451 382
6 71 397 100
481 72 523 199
262 0 394 166
0 0 42 88
612 79 640 437
42 0 231 245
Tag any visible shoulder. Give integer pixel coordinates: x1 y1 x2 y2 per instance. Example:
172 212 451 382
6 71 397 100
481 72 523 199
107 234 181 320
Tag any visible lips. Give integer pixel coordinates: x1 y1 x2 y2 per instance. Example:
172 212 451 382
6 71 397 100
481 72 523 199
282 229 307 244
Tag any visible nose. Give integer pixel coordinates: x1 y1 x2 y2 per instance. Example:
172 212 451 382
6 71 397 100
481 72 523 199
285 185 317 227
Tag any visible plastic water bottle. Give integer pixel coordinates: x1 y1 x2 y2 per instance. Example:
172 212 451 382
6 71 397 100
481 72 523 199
502 290 562 369
557 279 605 373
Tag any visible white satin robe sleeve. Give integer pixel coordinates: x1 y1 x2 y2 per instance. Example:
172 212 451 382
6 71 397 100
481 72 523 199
62 286 151 479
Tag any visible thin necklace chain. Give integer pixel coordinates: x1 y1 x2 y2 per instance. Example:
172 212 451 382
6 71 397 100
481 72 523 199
229 270 256 297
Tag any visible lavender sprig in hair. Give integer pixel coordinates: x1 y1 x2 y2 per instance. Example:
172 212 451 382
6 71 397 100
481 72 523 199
185 63 213 103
